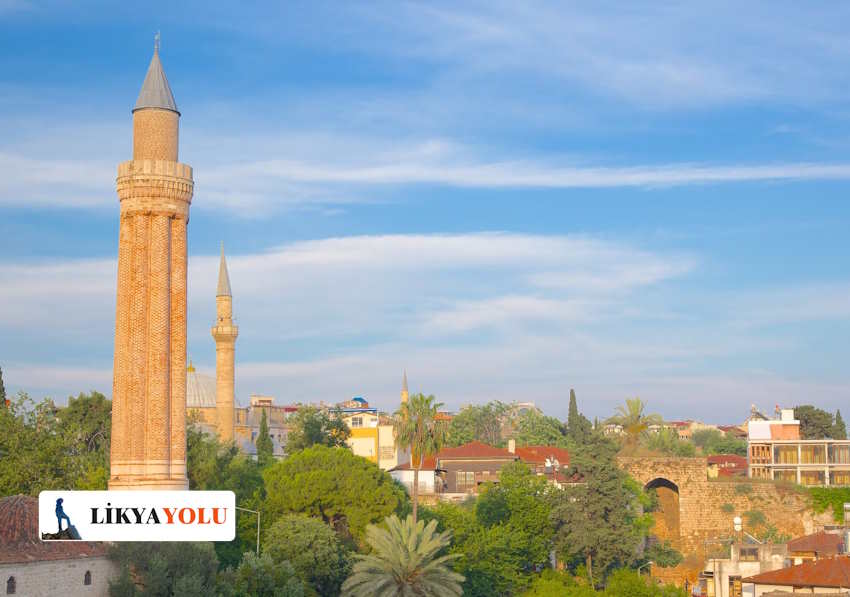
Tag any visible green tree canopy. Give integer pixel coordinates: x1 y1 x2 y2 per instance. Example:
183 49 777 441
690 428 746 456
186 425 265 569
264 514 351 596
605 398 662 447
342 514 464 597
795 405 836 439
514 408 566 447
566 389 592 444
833 410 847 440
0 366 6 404
256 408 274 466
109 542 219 597
222 552 304 597
446 401 508 447
550 433 649 586
285 405 351 453
262 445 407 543
643 428 696 457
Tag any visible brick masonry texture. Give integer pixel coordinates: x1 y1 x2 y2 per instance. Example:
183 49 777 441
109 106 192 490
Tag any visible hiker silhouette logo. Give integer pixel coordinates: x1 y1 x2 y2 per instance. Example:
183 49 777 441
41 497 82 541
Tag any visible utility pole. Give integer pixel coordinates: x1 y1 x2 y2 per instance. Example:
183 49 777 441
236 506 261 555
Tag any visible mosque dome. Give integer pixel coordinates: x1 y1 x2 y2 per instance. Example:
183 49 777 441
186 362 217 408
0 495 37 547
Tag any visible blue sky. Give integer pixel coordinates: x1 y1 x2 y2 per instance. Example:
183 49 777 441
2 1 849 422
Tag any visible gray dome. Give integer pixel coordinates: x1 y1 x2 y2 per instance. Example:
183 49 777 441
186 366 216 408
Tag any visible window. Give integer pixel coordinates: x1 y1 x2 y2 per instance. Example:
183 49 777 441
774 446 798 464
799 470 825 486
351 417 363 428
800 445 826 464
379 446 395 460
831 470 850 486
84 571 91 586
830 445 850 464
739 547 759 562
773 469 796 483
456 471 475 491
6 576 14 595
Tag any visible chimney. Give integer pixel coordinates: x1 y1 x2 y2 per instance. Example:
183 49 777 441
508 439 516 454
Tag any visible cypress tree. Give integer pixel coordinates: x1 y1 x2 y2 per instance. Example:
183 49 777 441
834 410 847 440
256 408 274 466
0 366 6 406
567 388 592 443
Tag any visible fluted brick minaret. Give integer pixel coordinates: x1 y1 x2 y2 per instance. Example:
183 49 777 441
212 243 237 443
109 38 192 490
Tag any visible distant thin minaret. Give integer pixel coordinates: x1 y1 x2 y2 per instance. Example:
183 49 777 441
401 370 409 404
212 243 238 442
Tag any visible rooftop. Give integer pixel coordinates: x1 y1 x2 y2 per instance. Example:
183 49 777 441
514 445 571 466
742 556 850 587
0 495 108 564
786 530 846 556
438 441 517 460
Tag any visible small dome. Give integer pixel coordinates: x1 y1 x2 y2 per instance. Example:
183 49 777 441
0 495 37 546
187 368 217 408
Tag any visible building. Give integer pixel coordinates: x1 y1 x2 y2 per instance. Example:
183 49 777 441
338 397 402 470
742 556 850 596
109 39 192 490
211 244 238 443
707 454 748 479
436 441 519 495
0 495 116 597
233 395 295 459
699 543 788 597
748 408 850 486
786 530 847 565
389 456 442 496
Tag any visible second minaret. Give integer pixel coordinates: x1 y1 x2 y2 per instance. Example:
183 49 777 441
212 244 237 442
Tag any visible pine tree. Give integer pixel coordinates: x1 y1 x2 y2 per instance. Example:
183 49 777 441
834 410 847 440
0 366 6 406
256 408 274 466
566 388 591 443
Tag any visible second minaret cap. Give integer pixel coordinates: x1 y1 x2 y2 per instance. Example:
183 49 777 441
134 44 179 115
217 243 232 297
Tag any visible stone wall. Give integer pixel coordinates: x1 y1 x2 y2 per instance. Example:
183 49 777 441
1 557 117 597
618 456 833 586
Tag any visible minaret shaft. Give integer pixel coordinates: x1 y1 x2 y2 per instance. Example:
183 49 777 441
212 248 237 443
109 45 192 490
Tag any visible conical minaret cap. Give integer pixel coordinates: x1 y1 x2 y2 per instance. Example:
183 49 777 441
402 370 408 393
133 40 179 115
216 243 232 297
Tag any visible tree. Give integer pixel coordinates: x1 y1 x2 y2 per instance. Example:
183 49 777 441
605 398 662 447
393 392 447 522
186 425 265 568
795 405 836 439
264 514 351 595
566 389 592 444
834 410 847 440
514 408 567 447
643 428 695 457
57 391 112 488
226 552 304 597
285 405 350 453
550 433 648 587
256 408 274 466
109 542 219 597
262 445 407 543
341 514 464 597
0 366 6 405
446 402 507 447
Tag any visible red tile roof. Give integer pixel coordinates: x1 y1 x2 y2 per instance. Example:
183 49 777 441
514 445 571 467
786 531 845 556
390 456 438 471
437 441 516 460
0 495 109 564
707 454 747 468
742 556 850 587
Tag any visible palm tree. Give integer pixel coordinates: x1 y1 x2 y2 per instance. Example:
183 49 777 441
606 397 662 446
341 514 464 597
393 393 447 522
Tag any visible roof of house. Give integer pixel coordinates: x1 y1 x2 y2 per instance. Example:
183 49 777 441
786 531 845 556
514 445 571 466
762 592 848 597
437 441 517 460
707 454 748 467
742 556 850 587
0 495 109 564
389 456 438 471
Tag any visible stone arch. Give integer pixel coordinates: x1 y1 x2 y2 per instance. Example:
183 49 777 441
84 570 91 586
6 576 15 595
645 477 681 547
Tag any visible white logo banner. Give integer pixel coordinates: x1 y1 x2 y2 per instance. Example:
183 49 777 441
39 490 236 542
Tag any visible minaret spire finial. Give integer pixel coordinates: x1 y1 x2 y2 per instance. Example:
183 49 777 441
154 31 160 53
216 242 232 297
